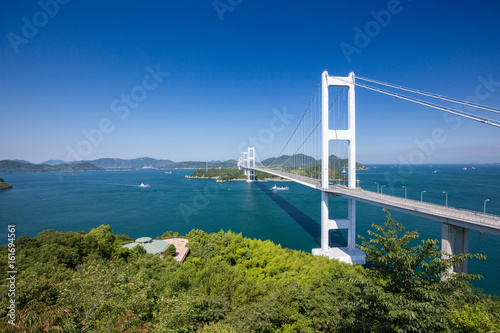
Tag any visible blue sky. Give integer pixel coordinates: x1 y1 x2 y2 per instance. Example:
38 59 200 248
1 0 499 164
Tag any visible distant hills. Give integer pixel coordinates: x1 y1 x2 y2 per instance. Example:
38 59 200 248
43 157 236 170
163 160 238 169
58 157 175 169
0 160 103 174
42 159 65 166
0 158 238 173
261 154 368 170
1 154 366 174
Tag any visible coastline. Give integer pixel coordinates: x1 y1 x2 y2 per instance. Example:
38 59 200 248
185 175 290 182
0 178 13 190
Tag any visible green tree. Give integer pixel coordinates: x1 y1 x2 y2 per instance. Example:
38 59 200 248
59 259 154 332
167 244 176 256
359 209 485 298
358 209 487 331
85 224 116 259
158 231 181 239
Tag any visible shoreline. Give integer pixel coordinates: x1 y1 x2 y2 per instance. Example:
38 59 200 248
185 175 290 182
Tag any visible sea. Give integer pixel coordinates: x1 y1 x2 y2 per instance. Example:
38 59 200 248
1 164 499 296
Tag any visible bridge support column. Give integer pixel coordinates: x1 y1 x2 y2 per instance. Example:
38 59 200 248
348 198 356 250
312 71 365 265
442 223 469 275
320 192 329 252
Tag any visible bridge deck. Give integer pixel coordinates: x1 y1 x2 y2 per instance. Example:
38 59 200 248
252 167 500 236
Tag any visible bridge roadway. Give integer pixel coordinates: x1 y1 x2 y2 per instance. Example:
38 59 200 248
251 166 500 236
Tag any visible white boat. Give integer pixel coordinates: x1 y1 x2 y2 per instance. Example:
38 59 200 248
140 183 150 188
165 171 172 174
462 167 467 171
271 184 289 191
432 170 438 173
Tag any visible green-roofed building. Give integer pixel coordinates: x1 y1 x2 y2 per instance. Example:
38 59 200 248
123 237 170 257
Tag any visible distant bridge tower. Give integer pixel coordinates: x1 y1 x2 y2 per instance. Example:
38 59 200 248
311 71 366 264
242 147 256 182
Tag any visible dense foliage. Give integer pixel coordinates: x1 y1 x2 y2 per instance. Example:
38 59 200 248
0 160 103 173
1 214 499 332
260 154 368 171
163 160 238 170
88 157 175 169
0 178 13 190
190 168 274 181
287 165 346 181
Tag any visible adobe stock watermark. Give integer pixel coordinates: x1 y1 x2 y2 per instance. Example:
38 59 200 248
237 107 296 153
6 225 17 326
382 73 500 189
213 0 242 21
7 0 71 54
178 181 226 224
65 65 169 162
339 0 407 64
178 106 294 224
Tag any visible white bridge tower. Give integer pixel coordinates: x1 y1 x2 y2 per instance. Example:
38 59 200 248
241 147 255 182
311 71 366 264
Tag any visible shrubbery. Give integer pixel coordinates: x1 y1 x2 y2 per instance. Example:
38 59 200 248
0 215 499 332
167 244 176 256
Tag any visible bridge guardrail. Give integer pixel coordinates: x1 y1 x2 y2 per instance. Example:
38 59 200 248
247 166 500 228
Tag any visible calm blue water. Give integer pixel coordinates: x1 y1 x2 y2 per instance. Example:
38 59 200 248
1 165 499 296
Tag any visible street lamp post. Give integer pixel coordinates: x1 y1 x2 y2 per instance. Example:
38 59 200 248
421 190 426 202
402 186 407 200
443 191 448 207
381 185 386 194
484 199 490 221
375 182 379 193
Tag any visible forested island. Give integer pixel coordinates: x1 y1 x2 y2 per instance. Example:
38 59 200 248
188 168 275 181
1 211 498 332
0 154 368 174
0 160 102 174
188 163 365 182
260 154 369 171
0 178 13 190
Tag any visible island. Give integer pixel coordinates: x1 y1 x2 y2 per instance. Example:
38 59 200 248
187 164 366 182
186 154 369 182
187 168 273 181
0 160 103 173
0 178 13 190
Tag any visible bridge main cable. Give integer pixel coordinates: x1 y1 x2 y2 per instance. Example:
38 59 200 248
267 83 320 169
355 81 500 128
273 87 345 171
357 75 500 115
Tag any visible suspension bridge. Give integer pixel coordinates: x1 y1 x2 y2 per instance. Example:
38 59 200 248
238 71 500 271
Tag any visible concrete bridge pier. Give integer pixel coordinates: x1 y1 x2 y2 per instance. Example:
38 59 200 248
441 223 469 274
312 192 365 264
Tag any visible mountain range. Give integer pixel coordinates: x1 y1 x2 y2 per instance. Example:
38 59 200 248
0 154 366 174
0 160 103 174
0 158 239 173
43 157 176 169
260 154 367 170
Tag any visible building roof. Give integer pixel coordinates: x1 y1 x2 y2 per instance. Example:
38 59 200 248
136 237 152 243
123 237 170 255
